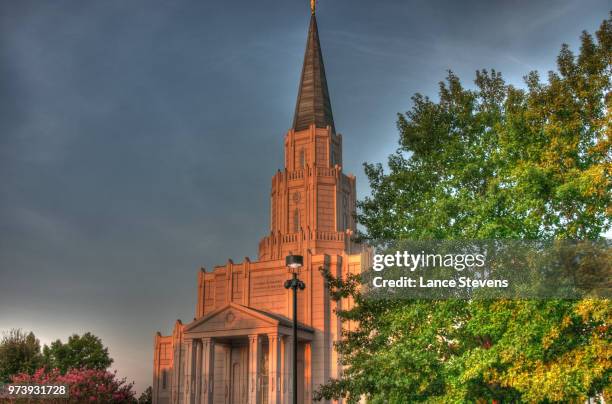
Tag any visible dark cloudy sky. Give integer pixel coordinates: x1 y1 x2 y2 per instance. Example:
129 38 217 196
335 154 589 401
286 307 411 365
0 0 609 393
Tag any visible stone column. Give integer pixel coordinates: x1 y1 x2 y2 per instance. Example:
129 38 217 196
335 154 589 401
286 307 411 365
248 334 261 404
283 335 293 404
183 340 195 404
305 342 312 403
201 338 215 404
171 343 182 404
268 333 281 404
194 340 202 402
280 336 287 404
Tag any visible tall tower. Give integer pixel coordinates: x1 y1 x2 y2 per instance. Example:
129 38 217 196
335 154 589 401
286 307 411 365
259 12 357 261
153 7 365 404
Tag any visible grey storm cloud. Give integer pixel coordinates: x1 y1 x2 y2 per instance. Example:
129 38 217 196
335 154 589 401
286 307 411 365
1 0 609 393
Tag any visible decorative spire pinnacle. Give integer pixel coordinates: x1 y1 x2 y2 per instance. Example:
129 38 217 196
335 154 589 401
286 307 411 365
310 0 316 15
292 11 335 133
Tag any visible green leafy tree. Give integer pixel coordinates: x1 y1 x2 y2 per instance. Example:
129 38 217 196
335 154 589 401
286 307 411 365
0 329 43 382
42 332 113 374
316 13 611 404
138 386 153 404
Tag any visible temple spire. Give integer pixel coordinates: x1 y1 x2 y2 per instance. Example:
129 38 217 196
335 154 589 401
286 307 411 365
292 11 335 133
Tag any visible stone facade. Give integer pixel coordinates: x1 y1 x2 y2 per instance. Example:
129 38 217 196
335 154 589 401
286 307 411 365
153 12 365 404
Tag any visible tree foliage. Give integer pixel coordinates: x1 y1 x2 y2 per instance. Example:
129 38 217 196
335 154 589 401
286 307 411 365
0 329 42 382
138 386 153 404
11 367 136 403
42 332 113 374
316 14 611 404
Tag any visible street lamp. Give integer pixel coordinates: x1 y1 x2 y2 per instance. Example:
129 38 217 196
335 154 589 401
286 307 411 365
284 254 304 404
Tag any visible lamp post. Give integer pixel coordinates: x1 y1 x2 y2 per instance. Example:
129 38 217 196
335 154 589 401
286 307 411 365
284 254 304 404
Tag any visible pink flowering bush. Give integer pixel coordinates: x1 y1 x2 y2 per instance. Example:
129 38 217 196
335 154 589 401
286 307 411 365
10 367 136 403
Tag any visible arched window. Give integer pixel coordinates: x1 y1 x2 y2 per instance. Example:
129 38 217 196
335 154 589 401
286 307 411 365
293 209 300 233
299 149 305 168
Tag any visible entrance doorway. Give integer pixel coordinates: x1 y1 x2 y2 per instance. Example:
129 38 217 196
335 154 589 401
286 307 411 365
213 342 248 404
229 345 247 404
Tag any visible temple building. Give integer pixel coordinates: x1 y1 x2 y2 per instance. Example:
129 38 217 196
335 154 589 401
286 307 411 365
152 7 365 404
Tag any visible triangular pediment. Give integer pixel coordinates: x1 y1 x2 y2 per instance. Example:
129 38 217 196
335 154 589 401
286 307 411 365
184 303 280 334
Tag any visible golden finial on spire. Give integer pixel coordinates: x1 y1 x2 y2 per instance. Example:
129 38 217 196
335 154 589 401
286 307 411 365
310 0 316 15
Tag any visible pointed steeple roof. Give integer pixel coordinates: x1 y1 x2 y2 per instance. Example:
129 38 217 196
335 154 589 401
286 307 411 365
292 14 335 133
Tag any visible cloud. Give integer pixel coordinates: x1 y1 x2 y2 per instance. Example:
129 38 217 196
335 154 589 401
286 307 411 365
0 0 609 394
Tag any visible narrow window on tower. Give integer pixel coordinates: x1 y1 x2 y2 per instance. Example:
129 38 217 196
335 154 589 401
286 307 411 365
342 195 348 229
162 369 167 389
271 197 274 230
331 150 336 166
299 148 305 168
293 209 300 233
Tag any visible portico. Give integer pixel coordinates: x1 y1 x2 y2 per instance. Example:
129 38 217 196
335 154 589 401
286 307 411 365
181 303 313 404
